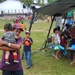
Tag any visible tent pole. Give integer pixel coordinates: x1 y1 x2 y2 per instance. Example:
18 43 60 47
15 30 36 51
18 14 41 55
29 7 36 32
41 16 55 49
47 16 55 39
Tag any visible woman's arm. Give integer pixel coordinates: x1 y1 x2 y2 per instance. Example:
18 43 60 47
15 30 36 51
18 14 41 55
0 39 21 50
52 37 57 45
0 46 15 51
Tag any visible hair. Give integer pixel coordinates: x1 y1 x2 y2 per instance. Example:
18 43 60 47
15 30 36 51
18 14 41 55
60 33 65 37
22 22 23 24
60 33 66 39
53 28 59 33
56 26 60 31
65 23 70 27
4 23 12 31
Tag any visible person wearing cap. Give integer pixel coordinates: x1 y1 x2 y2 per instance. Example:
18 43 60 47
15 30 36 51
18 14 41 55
69 25 75 65
0 23 23 75
1 23 20 65
22 31 33 69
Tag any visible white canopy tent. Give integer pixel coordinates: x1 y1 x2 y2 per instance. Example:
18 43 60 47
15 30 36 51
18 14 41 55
0 0 32 14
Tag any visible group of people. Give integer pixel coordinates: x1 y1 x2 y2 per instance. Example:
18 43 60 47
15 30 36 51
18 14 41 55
0 17 74 75
0 23 33 75
51 26 67 59
51 21 75 65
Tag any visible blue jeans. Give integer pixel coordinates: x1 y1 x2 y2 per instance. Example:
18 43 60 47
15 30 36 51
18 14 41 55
2 69 23 75
24 51 32 67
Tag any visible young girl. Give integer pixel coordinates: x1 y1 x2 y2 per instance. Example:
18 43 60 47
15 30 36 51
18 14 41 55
60 34 67 56
52 28 61 59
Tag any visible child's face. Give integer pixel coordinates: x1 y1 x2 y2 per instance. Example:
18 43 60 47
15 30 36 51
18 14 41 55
14 29 21 36
55 30 59 34
26 34 30 38
61 36 64 39
4 29 7 32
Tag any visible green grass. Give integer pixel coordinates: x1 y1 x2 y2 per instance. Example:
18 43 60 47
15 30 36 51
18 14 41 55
0 20 75 75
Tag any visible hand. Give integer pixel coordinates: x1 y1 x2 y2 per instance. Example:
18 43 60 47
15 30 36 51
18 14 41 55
25 38 29 41
27 39 31 42
0 39 5 46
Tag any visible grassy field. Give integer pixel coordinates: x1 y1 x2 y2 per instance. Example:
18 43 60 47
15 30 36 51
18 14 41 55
0 20 75 75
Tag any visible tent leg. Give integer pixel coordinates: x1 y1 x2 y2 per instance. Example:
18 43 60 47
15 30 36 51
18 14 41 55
41 16 55 49
47 16 55 39
29 11 35 32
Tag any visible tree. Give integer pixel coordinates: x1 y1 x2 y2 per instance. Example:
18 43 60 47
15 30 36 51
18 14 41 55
48 0 56 3
21 0 33 6
21 0 56 6
0 0 6 3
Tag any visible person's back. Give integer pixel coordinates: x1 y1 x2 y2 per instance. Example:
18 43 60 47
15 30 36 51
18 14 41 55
2 23 16 43
2 31 16 43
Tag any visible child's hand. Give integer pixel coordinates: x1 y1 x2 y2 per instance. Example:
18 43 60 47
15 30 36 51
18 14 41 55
27 38 30 41
25 38 29 41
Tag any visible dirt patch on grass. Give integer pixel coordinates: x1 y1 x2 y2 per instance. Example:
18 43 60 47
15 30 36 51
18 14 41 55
0 29 4 32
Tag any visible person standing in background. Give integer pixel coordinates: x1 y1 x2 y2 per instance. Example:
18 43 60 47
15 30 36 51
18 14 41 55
28 15 31 24
21 22 25 31
23 31 33 69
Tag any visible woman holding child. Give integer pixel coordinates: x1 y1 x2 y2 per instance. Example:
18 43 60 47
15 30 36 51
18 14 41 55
0 23 23 75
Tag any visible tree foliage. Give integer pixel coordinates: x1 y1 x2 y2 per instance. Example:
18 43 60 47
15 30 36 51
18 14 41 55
48 0 56 3
21 0 56 5
21 0 33 6
0 0 6 3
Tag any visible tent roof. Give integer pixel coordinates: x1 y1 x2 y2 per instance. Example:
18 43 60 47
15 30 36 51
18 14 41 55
36 0 75 16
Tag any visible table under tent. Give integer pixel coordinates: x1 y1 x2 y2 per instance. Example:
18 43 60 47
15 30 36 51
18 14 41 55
22 0 75 63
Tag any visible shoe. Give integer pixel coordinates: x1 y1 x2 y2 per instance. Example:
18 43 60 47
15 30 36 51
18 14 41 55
14 60 19 63
70 61 75 66
26 65 31 69
5 61 10 65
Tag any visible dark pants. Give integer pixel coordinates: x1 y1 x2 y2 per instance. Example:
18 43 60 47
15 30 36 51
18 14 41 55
2 69 23 75
70 51 73 60
70 39 75 60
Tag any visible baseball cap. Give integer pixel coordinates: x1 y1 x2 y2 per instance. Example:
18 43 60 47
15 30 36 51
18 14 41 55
25 31 30 34
13 24 23 31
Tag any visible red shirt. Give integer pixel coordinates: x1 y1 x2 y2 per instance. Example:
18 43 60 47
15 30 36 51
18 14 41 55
60 38 66 47
69 26 75 39
28 16 31 20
